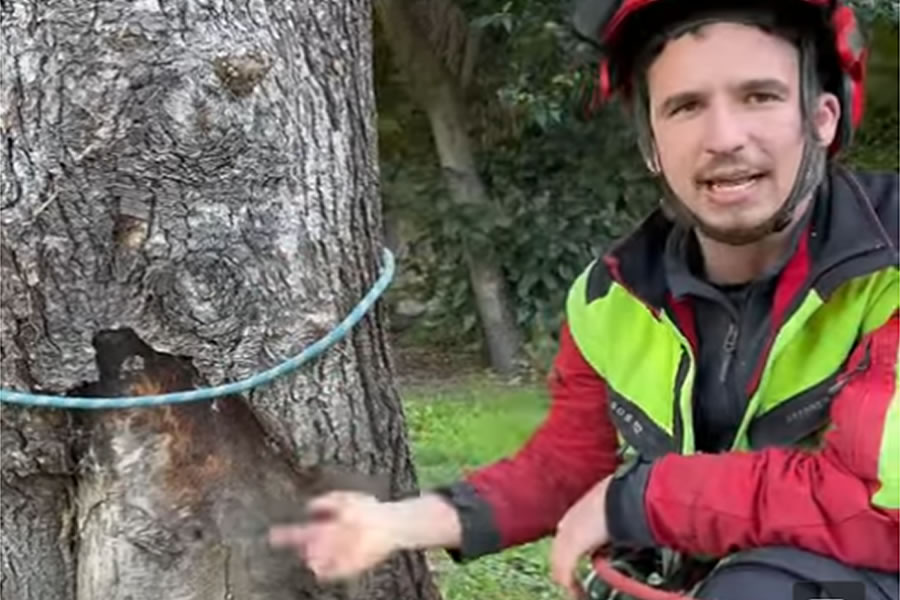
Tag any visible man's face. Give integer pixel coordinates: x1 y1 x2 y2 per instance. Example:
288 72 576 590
645 22 839 245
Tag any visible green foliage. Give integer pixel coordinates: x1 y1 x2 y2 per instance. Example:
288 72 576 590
402 377 566 600
378 0 641 357
482 114 657 360
843 18 899 171
847 0 900 24
383 102 656 362
462 0 591 144
378 0 657 358
404 377 548 486
844 108 900 171
425 543 565 600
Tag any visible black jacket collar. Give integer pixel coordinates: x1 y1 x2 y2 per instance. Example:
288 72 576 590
603 164 899 310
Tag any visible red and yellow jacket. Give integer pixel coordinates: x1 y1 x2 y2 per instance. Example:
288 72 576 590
436 165 899 572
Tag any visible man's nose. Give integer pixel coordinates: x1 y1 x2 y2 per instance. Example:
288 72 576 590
702 101 748 155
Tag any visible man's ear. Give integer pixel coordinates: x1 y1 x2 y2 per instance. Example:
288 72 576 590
645 152 661 174
637 136 662 175
813 91 841 148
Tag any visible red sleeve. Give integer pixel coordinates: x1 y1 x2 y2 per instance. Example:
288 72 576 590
463 322 621 549
643 313 900 571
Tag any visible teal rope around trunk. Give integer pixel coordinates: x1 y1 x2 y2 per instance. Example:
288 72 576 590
0 248 395 410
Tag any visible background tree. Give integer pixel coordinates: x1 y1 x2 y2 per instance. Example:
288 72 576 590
0 2 438 599
375 0 524 375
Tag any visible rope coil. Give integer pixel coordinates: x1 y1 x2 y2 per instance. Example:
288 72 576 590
0 248 395 410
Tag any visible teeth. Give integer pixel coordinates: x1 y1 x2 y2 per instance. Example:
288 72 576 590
710 177 754 191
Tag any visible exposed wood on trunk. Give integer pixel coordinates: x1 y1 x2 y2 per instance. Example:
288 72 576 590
0 1 439 598
68 329 394 599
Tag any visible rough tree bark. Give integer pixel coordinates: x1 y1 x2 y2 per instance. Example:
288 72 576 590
0 2 439 599
375 0 524 375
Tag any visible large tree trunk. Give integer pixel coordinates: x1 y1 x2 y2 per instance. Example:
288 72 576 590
375 0 524 375
0 2 439 599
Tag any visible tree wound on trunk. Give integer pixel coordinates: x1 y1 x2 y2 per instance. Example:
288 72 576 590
69 328 391 599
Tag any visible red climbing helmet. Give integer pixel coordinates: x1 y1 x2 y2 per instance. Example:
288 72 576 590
572 0 868 154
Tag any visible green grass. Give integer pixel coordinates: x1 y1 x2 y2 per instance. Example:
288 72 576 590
400 375 568 600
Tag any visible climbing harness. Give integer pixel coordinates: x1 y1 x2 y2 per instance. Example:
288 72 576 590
0 248 395 410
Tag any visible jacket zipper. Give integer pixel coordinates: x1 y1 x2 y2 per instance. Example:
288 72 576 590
719 322 739 383
827 339 872 396
672 348 690 452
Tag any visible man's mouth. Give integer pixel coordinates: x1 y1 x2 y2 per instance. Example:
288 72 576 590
698 172 765 194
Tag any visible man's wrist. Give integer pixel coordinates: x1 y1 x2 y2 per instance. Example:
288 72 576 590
430 481 503 561
384 493 463 551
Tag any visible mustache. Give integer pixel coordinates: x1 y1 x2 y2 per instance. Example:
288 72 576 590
695 156 767 182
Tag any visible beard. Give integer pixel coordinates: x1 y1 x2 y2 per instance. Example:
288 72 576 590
654 139 826 247
657 178 795 246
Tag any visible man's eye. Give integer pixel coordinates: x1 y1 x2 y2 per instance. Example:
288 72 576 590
747 92 780 104
671 101 700 116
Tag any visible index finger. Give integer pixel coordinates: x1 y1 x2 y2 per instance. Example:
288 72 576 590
307 490 367 512
268 524 316 549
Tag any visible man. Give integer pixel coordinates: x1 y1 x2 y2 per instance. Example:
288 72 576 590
270 1 900 598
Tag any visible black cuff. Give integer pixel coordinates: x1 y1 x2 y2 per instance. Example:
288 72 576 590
430 481 502 563
605 460 657 547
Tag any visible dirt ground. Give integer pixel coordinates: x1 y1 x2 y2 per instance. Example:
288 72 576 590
389 340 486 388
